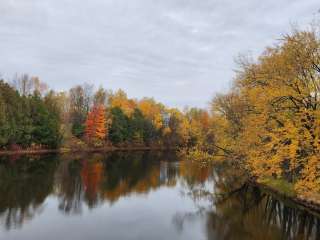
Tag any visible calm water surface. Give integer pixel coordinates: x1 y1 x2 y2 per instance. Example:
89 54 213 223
0 151 319 240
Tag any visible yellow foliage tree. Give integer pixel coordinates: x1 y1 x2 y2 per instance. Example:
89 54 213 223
210 28 320 197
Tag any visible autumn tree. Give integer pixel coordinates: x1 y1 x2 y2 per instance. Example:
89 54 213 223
95 105 107 140
85 105 107 143
108 89 137 116
208 27 320 196
138 98 165 130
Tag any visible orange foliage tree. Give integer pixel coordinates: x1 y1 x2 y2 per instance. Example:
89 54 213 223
85 105 107 142
95 105 107 140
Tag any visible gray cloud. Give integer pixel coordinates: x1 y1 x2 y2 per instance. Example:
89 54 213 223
0 0 319 108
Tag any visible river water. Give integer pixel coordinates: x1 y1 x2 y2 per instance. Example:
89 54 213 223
0 151 319 240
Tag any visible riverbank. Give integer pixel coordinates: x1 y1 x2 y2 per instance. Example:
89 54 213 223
0 145 177 156
248 178 320 216
208 157 320 216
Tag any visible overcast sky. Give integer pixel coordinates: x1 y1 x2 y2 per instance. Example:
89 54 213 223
0 0 319 108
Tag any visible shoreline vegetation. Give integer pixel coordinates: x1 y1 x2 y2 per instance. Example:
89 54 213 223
251 179 320 217
184 147 320 216
0 74 208 156
183 26 320 215
2 25 320 215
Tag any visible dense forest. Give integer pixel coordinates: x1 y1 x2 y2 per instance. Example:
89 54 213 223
0 76 210 151
0 78 61 149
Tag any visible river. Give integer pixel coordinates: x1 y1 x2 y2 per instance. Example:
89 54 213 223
0 151 319 240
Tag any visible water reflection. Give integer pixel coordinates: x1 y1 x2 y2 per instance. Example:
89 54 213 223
0 155 58 229
54 151 180 211
0 152 319 240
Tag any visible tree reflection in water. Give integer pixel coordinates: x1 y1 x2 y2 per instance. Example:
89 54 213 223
55 158 84 214
0 154 58 230
0 152 320 240
179 161 320 240
0 151 180 229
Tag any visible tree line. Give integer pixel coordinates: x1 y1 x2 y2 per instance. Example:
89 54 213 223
0 76 210 150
